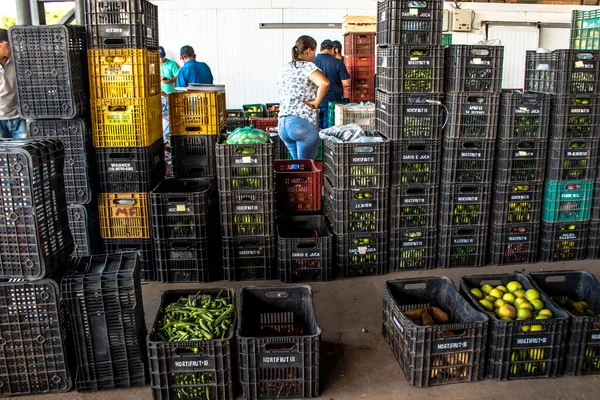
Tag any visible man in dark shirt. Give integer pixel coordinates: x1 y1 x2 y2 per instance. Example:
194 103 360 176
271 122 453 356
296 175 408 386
176 45 214 88
314 39 351 129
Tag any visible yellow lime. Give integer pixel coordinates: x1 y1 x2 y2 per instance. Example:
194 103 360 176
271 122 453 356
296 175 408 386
507 281 523 293
518 302 534 311
479 299 494 312
538 309 553 318
502 293 516 304
490 289 504 299
530 299 544 311
517 308 533 320
470 288 483 299
496 285 508 294
514 289 527 298
498 305 517 319
494 299 507 309
481 284 494 295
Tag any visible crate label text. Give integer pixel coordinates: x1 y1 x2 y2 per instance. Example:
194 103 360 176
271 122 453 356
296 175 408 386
402 153 430 161
515 107 540 114
569 108 590 114
453 237 474 245
258 355 300 367
107 162 135 172
456 196 479 203
432 339 473 354
514 335 550 347
173 359 214 370
588 333 600 343
350 156 376 164
292 251 321 259
459 151 483 158
234 157 258 164
401 240 424 248
508 235 529 242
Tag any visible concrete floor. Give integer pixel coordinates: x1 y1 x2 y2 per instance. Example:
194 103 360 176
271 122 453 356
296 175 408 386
22 260 600 400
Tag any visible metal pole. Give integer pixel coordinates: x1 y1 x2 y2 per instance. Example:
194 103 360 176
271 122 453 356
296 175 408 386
15 0 32 25
74 0 85 26
29 0 45 25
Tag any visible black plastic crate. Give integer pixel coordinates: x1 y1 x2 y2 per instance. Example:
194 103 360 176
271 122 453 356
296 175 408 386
61 253 148 392
9 25 88 119
85 0 159 48
382 277 488 387
216 137 274 192
0 279 72 396
336 232 388 277
277 215 334 283
222 235 276 281
441 138 496 184
525 50 600 95
550 94 600 139
96 139 165 192
495 139 548 183
323 180 389 234
375 92 444 140
539 221 589 262
445 45 504 92
68 204 101 257
498 91 551 140
388 228 436 271
376 0 443 46
438 225 488 268
444 92 500 139
227 109 244 118
459 273 569 381
219 190 275 238
529 270 600 376
439 183 492 227
29 119 94 204
323 132 390 189
156 237 219 283
376 45 444 93
148 289 237 400
390 184 438 230
102 238 156 281
588 219 600 258
171 134 218 178
545 138 599 181
489 223 540 265
226 117 249 133
238 285 320 399
491 182 544 225
391 139 441 185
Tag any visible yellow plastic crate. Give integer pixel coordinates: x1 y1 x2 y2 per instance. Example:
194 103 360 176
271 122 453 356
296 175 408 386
92 95 163 147
88 49 161 99
168 90 227 135
99 193 151 239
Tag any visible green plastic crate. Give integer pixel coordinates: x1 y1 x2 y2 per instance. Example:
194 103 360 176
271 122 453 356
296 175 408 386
242 103 266 118
570 10 600 50
442 34 452 46
542 180 594 222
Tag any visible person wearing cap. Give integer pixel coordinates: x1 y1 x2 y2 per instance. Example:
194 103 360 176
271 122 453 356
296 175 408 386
176 45 214 88
0 29 26 139
313 39 351 129
332 40 343 60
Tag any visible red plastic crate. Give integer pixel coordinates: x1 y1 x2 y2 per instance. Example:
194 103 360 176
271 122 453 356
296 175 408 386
274 160 322 214
344 55 374 69
345 87 375 103
344 33 375 55
249 117 278 133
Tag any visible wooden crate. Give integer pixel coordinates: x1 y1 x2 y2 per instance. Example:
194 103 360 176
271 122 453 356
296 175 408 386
342 15 376 35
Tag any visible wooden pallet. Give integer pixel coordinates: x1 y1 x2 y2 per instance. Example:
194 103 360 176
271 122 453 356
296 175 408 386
342 15 376 35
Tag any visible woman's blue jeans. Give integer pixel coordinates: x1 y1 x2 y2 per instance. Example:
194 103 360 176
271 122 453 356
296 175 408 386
278 116 320 160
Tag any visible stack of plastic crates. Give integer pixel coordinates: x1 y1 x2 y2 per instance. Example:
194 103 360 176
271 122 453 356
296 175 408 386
343 32 376 102
0 140 74 397
216 136 276 281
524 49 600 262
62 253 148 392
490 91 550 265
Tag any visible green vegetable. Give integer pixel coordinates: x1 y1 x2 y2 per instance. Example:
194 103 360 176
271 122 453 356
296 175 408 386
227 126 269 145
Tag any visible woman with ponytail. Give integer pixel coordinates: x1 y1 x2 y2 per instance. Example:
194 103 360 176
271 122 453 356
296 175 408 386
278 35 330 160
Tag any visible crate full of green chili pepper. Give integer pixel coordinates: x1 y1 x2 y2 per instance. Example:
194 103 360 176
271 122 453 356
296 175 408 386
375 92 444 140
441 138 496 184
546 138 599 181
550 94 600 139
498 91 551 140
495 139 548 183
148 289 237 400
444 92 501 139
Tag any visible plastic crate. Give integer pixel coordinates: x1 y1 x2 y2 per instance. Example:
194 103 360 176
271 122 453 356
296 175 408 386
9 25 88 119
388 228 437 271
96 139 165 192
344 32 375 55
376 0 443 46
334 103 376 131
525 50 600 95
169 90 227 135
155 237 218 283
344 85 376 103
277 215 334 282
274 160 322 214
98 192 151 238
227 109 244 118
390 184 438 230
459 273 569 381
529 270 600 375
391 139 441 186
495 139 548 183
220 190 275 239
438 225 488 268
376 45 444 93
375 91 444 140
61 253 148 391
238 285 320 399
498 91 551 140
327 101 338 127
570 9 600 50
445 45 504 92
539 221 589 262
68 204 101 257
550 94 600 139
546 138 599 181
589 219 600 258
323 132 390 190
249 117 278 133
215 137 274 192
266 103 280 118
222 235 276 281
441 138 496 184
148 289 236 400
28 119 95 204
102 238 156 281
438 183 492 227
226 117 250 133
489 223 540 265
382 277 488 387
542 180 594 223
91 95 163 147
243 103 266 118
491 182 544 225
85 0 158 48
171 134 217 178
336 232 388 277
444 92 501 139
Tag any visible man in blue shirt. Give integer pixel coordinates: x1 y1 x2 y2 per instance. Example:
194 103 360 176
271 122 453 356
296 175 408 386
313 39 351 129
176 45 214 88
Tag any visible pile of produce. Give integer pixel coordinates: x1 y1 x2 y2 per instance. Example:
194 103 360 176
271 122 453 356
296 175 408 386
403 306 450 326
552 296 599 317
226 126 269 144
